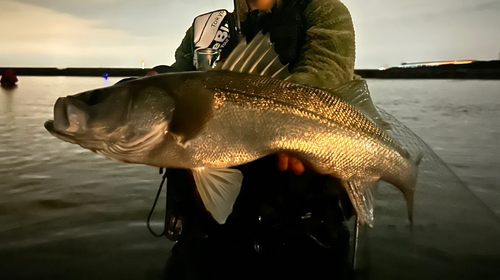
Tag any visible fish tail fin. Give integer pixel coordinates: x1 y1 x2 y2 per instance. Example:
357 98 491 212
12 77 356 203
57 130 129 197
406 153 424 228
405 184 415 229
380 152 423 229
414 152 424 166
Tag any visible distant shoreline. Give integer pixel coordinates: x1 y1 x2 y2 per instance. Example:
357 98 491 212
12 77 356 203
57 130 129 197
2 60 499 79
357 59 500 80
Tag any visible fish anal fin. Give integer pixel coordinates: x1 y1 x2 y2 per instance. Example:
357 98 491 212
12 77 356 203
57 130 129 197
168 85 214 143
192 168 243 224
341 179 379 227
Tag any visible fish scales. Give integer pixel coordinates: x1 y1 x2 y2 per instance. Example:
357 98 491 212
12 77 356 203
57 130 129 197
205 71 408 156
204 72 404 153
159 72 412 183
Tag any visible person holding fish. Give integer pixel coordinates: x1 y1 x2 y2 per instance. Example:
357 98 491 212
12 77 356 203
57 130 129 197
148 0 358 269
45 0 421 277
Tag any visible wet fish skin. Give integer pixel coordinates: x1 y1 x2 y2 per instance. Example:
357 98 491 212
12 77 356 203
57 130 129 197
45 71 419 225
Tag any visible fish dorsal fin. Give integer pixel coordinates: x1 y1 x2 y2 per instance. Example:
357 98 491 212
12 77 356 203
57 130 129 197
342 179 379 227
218 34 387 130
219 32 291 80
192 167 243 224
331 80 391 130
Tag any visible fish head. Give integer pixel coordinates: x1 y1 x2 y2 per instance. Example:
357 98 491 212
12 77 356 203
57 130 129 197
44 78 176 160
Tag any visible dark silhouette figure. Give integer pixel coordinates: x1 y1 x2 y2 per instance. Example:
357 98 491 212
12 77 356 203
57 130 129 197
163 156 354 280
1 70 18 88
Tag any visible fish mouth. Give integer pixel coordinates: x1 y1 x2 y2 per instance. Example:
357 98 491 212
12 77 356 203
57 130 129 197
46 95 94 136
44 96 100 147
44 97 77 144
44 120 78 144
44 119 110 151
52 97 71 132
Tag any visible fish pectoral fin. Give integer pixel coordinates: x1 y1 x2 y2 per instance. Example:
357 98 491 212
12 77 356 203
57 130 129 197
341 179 379 227
192 168 243 224
330 80 391 130
169 86 214 144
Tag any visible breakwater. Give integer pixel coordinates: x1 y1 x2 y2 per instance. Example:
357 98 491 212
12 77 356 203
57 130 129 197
357 60 500 80
2 60 500 79
0 67 150 77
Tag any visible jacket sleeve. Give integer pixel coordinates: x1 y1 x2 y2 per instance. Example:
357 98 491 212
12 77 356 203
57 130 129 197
170 26 197 71
289 0 356 89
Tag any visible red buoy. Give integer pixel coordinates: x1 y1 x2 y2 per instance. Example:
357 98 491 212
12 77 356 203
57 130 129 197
1 70 18 87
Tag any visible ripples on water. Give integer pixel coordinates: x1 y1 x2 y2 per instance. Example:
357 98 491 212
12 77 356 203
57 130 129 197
368 79 500 217
0 77 499 279
0 77 171 279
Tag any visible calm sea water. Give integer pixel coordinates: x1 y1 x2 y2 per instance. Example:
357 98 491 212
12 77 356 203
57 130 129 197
367 79 500 217
0 77 499 279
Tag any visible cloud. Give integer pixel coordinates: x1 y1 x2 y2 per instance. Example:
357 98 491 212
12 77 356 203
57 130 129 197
0 0 178 67
2 0 499 68
344 0 497 23
344 0 500 68
467 1 500 12
13 0 235 37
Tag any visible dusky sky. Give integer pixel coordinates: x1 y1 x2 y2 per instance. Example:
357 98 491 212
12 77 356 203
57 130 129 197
0 0 499 69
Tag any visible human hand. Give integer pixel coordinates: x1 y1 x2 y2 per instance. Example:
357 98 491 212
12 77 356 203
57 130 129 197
278 154 305 175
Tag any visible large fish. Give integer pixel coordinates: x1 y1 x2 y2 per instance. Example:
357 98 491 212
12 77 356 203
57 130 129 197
44 34 421 226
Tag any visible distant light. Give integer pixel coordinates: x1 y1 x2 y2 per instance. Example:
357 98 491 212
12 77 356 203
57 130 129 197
104 73 109 79
398 60 475 68
450 60 474 65
141 60 145 70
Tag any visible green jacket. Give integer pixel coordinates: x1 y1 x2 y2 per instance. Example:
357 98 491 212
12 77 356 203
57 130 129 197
171 0 356 90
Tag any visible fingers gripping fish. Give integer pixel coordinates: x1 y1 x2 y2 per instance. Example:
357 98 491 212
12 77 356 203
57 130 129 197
45 33 421 226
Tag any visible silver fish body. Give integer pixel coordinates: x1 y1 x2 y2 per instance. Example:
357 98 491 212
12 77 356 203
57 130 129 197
45 71 419 225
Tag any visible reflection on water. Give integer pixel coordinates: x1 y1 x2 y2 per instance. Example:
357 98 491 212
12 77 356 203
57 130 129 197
0 77 171 279
0 77 499 279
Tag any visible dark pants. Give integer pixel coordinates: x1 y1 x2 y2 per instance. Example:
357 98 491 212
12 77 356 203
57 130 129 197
164 155 353 279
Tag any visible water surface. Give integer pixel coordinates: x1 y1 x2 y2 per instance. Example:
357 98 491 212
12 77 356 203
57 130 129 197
0 77 499 279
